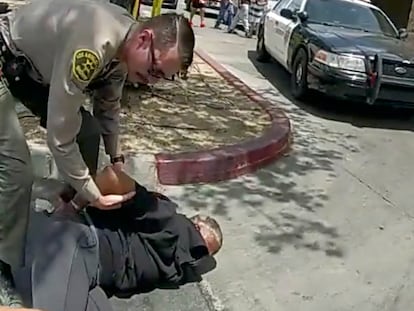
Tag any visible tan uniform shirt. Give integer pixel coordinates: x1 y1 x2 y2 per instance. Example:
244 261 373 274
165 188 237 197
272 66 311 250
6 0 136 202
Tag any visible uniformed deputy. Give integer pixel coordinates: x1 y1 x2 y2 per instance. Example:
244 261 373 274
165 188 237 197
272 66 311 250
0 0 195 293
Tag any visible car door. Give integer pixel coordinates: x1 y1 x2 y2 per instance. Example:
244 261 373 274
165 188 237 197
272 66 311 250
264 0 291 59
274 0 304 67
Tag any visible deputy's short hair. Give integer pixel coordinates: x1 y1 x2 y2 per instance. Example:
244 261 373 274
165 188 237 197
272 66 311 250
141 13 195 72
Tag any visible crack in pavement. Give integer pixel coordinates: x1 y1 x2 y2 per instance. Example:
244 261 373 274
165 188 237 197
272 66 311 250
340 165 414 221
197 280 228 311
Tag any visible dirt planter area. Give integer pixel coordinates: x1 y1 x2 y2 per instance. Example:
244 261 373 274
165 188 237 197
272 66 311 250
119 55 271 154
20 54 272 155
18 50 292 185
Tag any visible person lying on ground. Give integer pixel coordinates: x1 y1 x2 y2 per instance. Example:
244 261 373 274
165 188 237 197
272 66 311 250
19 167 223 311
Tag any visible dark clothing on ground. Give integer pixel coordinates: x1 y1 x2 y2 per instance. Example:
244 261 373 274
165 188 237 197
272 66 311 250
17 184 215 311
89 183 212 298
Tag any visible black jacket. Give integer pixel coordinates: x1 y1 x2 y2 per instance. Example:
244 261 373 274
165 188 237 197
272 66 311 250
86 184 216 298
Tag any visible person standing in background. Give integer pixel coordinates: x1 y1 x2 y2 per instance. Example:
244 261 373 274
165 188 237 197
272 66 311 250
247 0 267 38
214 0 235 30
189 0 206 27
227 0 250 36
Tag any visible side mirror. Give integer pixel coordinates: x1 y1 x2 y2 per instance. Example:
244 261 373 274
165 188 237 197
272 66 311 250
280 8 294 20
297 10 308 22
398 28 408 39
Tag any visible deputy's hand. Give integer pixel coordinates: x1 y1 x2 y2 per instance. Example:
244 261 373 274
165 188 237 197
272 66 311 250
91 192 135 210
112 161 124 172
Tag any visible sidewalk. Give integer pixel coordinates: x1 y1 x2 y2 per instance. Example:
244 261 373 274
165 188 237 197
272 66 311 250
110 283 213 311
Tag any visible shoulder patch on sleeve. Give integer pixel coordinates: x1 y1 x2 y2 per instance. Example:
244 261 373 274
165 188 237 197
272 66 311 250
71 49 101 83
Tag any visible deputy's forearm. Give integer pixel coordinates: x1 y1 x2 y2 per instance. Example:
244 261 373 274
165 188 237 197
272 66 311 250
102 133 121 158
94 102 121 158
47 137 101 203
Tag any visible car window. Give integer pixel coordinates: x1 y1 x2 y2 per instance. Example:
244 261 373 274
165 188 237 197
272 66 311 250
272 0 291 13
285 0 303 12
304 0 397 37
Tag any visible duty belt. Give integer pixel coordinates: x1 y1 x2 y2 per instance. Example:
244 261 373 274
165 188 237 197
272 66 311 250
0 31 50 127
0 34 28 85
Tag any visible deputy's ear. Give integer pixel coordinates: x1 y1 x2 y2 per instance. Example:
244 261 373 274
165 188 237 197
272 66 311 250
136 29 153 49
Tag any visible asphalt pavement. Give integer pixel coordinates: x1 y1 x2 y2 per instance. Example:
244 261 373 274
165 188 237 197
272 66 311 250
120 7 414 311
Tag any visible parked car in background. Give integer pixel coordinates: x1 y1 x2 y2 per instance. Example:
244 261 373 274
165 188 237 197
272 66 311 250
256 0 414 107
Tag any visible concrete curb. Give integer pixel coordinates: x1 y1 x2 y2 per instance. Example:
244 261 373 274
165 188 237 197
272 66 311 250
154 49 292 185
28 49 292 187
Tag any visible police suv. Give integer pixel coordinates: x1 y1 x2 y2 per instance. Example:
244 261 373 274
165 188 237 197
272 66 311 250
256 0 414 107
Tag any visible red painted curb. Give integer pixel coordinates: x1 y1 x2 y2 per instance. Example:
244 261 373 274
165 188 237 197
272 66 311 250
155 49 292 185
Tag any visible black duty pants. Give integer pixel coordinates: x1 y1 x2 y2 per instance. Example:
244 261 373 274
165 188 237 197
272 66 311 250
29 211 112 311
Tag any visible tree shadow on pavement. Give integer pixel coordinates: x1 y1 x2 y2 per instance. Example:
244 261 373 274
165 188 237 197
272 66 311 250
172 50 414 258
173 49 414 258
171 155 344 257
246 50 414 132
164 57 365 257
